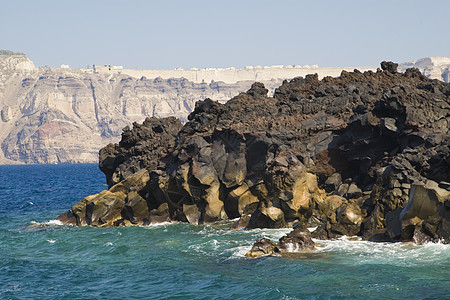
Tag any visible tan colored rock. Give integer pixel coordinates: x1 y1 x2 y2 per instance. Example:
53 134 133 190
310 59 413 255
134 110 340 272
305 173 319 193
190 157 228 222
71 192 101 226
109 169 150 194
149 203 170 224
326 195 346 211
183 204 201 225
124 190 150 224
291 178 311 211
204 183 228 222
337 203 364 225
80 190 127 226
401 181 447 222
228 183 259 215
386 180 450 243
261 206 284 222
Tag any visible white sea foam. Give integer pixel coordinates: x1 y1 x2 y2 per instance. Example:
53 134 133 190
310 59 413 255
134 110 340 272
29 219 64 226
228 245 252 258
224 231 450 261
46 219 63 226
243 227 292 240
141 221 176 228
314 236 450 266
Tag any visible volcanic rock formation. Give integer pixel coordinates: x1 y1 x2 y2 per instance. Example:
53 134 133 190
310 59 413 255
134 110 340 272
58 62 450 244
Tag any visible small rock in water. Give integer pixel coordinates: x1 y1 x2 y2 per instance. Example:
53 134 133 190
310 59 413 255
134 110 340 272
245 225 316 258
245 238 280 257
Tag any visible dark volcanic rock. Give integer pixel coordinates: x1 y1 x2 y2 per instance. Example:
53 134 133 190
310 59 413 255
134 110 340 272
99 117 182 187
381 61 398 73
277 225 315 252
245 238 280 257
59 61 450 244
246 224 315 257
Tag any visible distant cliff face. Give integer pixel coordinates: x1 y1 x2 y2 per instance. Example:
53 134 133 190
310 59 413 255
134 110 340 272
0 54 35 72
399 57 450 83
0 56 283 164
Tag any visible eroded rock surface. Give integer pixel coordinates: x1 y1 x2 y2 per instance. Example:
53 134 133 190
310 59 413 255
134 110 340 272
59 62 450 244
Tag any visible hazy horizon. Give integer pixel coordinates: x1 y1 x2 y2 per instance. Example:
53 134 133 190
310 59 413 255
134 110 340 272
2 0 449 69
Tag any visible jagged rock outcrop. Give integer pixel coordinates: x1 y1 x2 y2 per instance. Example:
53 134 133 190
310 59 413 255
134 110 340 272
99 117 183 187
58 61 450 245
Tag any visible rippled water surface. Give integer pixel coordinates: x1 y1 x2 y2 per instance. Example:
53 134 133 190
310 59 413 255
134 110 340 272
0 164 449 299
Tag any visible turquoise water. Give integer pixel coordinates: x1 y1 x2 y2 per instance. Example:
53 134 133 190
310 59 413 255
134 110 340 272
0 164 449 299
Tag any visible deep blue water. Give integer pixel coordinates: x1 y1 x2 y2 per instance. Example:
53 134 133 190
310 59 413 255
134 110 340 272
0 164 449 300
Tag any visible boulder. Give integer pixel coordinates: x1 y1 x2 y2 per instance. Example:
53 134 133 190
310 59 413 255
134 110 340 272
245 238 280 258
246 225 315 258
380 61 398 73
227 183 259 216
336 202 364 236
149 203 170 224
83 190 126 227
57 210 77 225
324 173 342 193
386 181 450 243
247 204 287 229
277 225 316 252
183 204 201 225
346 183 362 199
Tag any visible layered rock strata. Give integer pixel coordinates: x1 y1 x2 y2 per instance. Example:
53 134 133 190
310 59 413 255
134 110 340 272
58 62 450 244
0 55 283 164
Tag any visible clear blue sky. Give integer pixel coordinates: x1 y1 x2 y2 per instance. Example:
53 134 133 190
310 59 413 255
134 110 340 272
1 0 449 69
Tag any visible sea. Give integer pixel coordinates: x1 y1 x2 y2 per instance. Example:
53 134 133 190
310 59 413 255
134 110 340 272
0 164 449 300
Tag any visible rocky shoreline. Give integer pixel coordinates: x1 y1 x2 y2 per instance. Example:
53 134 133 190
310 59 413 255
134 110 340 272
58 61 450 249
